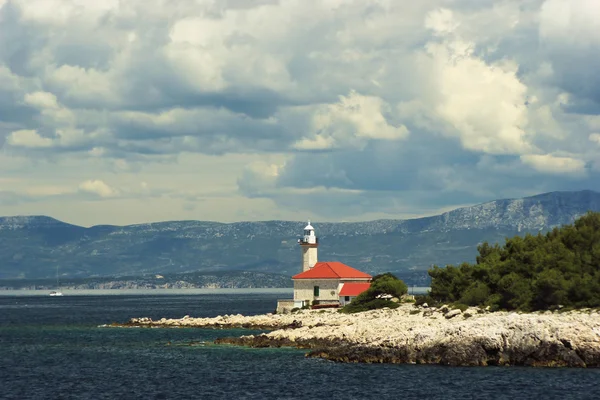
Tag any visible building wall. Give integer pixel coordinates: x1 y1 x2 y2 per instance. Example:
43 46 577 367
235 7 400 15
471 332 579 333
294 279 339 303
276 299 295 314
339 295 358 306
301 245 318 272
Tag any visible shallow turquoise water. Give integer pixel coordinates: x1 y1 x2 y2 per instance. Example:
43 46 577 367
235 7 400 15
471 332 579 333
1 293 599 399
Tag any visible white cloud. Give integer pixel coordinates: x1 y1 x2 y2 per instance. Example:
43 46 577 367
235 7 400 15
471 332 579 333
1 0 600 224
237 160 284 197
425 8 459 36
537 0 600 113
23 91 59 109
590 133 600 145
162 41 226 93
6 130 53 148
24 185 73 197
0 66 21 92
293 90 409 150
293 135 336 151
15 0 119 25
88 147 106 157
46 65 119 106
414 9 534 155
520 154 587 175
6 127 98 150
78 180 118 198
540 0 600 45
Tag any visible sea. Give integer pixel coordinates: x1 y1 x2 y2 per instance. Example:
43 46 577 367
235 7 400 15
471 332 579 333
1 289 599 400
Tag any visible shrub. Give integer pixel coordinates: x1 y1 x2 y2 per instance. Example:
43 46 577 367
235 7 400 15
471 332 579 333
414 295 428 306
414 294 438 307
340 273 408 313
452 303 469 312
340 298 400 314
459 282 490 306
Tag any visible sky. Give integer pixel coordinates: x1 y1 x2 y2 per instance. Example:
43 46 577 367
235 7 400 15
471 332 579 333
0 0 600 227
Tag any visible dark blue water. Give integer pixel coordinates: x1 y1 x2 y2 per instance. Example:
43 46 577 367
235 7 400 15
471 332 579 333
1 293 599 399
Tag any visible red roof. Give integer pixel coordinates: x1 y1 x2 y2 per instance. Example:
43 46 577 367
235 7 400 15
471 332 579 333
292 262 372 280
339 282 371 297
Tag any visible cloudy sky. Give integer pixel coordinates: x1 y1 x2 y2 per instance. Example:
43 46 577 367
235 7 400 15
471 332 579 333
0 0 599 227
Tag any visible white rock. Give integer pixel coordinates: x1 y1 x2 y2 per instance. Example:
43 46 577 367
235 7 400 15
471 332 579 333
126 303 600 366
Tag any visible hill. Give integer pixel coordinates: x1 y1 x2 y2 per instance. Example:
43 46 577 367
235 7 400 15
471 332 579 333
1 190 600 284
0 270 292 291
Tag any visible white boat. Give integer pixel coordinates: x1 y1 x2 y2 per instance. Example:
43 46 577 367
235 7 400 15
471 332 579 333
49 266 63 296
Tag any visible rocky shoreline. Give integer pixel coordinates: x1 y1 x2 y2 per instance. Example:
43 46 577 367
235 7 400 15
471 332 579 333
113 304 600 367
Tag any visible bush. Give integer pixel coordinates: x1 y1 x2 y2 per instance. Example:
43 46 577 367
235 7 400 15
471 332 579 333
340 273 408 313
340 298 400 314
414 294 438 307
451 303 469 312
414 295 428 306
368 275 408 299
459 282 490 306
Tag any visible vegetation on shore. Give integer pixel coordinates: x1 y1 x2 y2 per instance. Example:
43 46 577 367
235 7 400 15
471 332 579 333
423 212 600 311
341 273 408 313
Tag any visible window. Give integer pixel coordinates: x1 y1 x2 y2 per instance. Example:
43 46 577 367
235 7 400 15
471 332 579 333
345 296 350 302
313 286 320 297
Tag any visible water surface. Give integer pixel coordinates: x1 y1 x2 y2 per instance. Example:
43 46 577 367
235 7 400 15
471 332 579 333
1 293 598 399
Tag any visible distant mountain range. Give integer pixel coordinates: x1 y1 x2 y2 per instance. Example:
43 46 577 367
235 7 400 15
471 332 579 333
0 270 292 291
1 190 599 286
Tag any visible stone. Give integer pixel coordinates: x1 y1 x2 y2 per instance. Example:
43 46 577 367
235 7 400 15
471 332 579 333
445 309 462 319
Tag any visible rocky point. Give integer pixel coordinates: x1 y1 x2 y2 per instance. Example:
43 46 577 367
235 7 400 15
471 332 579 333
111 303 600 367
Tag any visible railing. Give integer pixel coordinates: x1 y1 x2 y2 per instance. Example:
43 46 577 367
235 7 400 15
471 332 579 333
297 237 319 244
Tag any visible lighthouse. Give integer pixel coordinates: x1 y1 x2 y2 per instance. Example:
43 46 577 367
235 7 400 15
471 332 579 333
298 220 318 272
275 220 372 313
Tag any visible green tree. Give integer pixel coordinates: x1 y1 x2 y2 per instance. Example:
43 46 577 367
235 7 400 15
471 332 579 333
341 273 408 313
459 281 491 306
533 269 568 309
426 212 600 311
369 273 408 298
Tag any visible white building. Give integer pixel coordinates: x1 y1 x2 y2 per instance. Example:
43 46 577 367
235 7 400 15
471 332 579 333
277 221 372 313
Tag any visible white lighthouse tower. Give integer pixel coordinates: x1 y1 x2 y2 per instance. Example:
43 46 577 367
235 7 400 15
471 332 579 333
298 220 318 272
